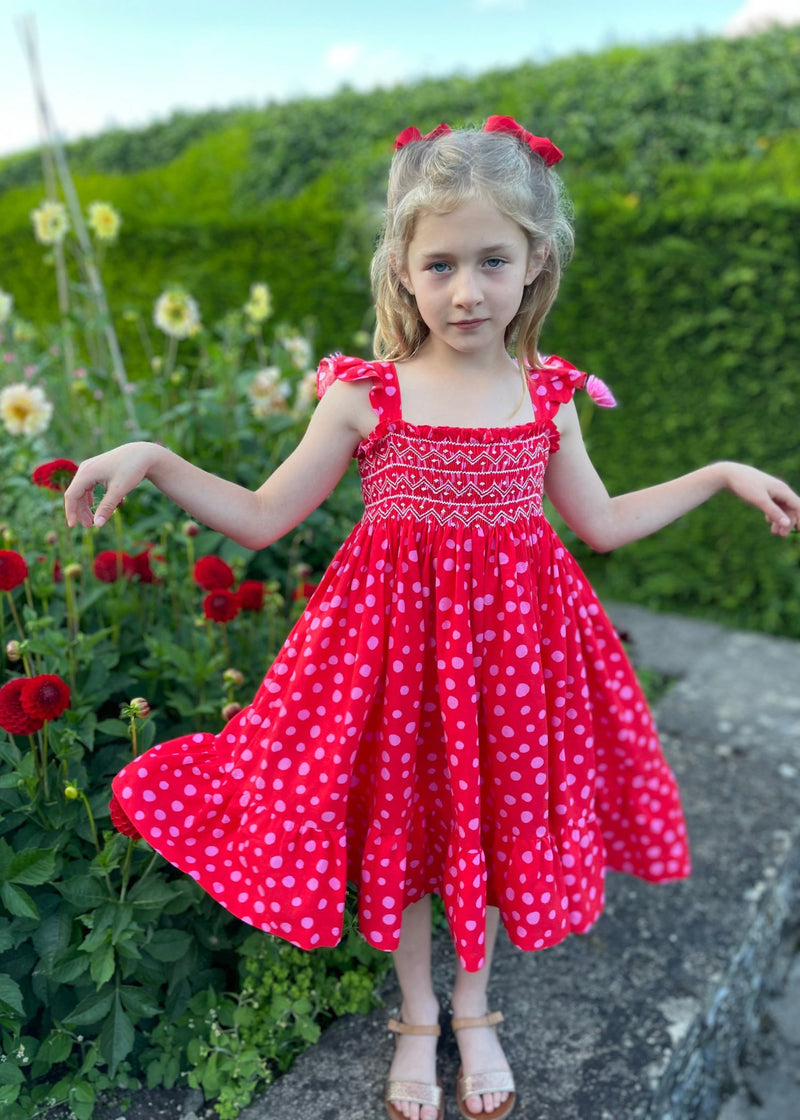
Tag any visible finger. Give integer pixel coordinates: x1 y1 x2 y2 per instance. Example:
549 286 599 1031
93 490 126 527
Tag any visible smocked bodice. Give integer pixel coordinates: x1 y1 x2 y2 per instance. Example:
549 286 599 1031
357 420 556 528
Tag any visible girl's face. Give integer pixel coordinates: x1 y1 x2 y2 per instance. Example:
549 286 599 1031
400 196 541 363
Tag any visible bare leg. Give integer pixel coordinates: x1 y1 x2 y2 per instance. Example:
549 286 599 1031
450 905 512 1116
387 895 441 1120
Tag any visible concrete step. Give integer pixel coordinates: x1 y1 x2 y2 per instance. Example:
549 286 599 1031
239 605 800 1120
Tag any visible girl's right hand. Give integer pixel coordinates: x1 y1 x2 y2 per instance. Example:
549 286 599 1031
64 441 160 529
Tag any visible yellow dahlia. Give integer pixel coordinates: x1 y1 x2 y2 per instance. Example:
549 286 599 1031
0 382 53 436
30 200 70 245
153 289 201 340
244 282 272 324
87 201 122 241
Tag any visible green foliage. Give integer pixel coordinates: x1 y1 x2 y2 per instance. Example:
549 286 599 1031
149 922 389 1119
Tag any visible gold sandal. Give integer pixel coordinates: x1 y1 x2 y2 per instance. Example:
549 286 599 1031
385 1018 444 1120
451 1011 516 1120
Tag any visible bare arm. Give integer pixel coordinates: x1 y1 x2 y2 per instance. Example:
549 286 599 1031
64 379 377 550
544 399 800 552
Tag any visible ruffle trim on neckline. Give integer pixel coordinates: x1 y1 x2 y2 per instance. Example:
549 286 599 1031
356 416 561 457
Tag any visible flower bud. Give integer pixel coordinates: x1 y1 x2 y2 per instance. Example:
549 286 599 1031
44 530 59 546
127 697 150 719
64 562 82 579
181 519 201 538
64 784 79 800
5 639 22 662
223 668 244 686
222 702 242 721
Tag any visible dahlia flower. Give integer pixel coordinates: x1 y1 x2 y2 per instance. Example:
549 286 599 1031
20 674 70 722
0 678 44 735
32 458 78 491
243 282 272 323
0 549 28 591
203 589 241 623
193 555 235 591
153 288 201 340
30 200 70 245
87 201 122 242
247 366 290 418
0 382 53 436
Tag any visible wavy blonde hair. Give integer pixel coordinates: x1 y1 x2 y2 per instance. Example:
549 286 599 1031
371 124 573 370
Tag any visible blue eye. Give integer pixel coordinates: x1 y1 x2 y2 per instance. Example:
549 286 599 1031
485 257 505 268
429 262 450 274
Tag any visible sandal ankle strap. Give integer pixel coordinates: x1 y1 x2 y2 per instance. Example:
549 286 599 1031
450 1010 504 1031
387 1017 441 1036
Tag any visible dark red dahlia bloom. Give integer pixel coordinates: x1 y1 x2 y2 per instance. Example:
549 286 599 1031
32 458 79 491
293 580 319 602
236 579 266 611
93 550 136 583
0 678 45 735
193 555 235 591
203 589 241 623
131 546 163 584
0 549 28 592
20 674 71 722
109 794 142 838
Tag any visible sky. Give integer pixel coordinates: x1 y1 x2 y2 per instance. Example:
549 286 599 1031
1 0 799 159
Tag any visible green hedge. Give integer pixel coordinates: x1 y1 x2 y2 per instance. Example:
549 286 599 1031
2 27 799 636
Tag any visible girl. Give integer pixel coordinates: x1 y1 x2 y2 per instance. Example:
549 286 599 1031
64 117 800 1120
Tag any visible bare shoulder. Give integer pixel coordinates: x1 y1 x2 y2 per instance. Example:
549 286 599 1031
315 376 380 443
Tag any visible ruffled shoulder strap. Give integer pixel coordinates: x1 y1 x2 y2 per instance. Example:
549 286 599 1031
316 353 401 423
528 354 616 421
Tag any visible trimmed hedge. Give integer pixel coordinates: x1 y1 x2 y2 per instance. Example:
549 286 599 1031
1 27 799 635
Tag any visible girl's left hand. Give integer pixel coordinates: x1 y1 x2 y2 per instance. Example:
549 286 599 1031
723 462 800 536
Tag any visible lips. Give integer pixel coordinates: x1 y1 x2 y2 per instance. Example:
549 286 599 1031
452 319 487 329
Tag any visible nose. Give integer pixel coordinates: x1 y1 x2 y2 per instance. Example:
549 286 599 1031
452 268 483 309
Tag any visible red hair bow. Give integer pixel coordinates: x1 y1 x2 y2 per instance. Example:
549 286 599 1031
483 115 563 166
394 122 452 149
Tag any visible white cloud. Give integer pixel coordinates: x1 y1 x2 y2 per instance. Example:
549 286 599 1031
724 0 800 37
323 42 365 72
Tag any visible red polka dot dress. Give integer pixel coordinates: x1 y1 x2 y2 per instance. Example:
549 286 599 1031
110 353 691 971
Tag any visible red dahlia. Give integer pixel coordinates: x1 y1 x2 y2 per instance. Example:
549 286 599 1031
131 546 163 584
0 678 45 735
203 589 241 623
20 674 71 722
93 550 136 583
32 458 79 491
236 579 266 611
193 555 235 591
0 549 28 592
109 794 142 838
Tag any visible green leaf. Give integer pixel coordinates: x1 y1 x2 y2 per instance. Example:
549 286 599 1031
65 987 115 1027
90 942 115 988
50 950 90 984
8 847 56 886
145 929 193 961
0 881 39 920
0 973 24 1016
33 1029 74 1069
58 875 109 909
99 992 134 1076
119 984 161 1020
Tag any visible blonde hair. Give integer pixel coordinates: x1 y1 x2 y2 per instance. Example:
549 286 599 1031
371 124 573 369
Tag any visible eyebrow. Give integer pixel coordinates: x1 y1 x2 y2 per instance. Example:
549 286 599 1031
417 242 519 260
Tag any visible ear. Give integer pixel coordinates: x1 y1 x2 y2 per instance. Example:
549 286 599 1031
390 252 414 296
525 244 550 285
